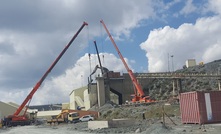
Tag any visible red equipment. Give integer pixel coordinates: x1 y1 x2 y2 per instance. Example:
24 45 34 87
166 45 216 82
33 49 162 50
5 22 88 126
100 20 154 103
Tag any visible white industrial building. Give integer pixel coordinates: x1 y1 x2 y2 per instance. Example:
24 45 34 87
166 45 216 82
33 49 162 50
69 74 122 110
69 84 98 110
186 59 196 68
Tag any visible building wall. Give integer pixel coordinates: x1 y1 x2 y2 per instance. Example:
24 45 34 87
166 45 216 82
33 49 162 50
84 89 91 110
69 86 88 110
186 59 196 68
122 74 136 102
70 91 75 110
89 84 98 107
69 72 153 108
0 101 30 119
96 77 106 107
109 78 125 103
69 84 98 110
119 73 134 103
62 103 70 109
110 73 154 104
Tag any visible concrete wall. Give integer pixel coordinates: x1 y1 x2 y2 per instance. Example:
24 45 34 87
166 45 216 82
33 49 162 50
88 121 109 129
96 77 105 107
88 119 135 130
88 84 98 108
69 92 75 110
112 74 134 103
69 86 87 110
110 74 136 103
84 89 91 110
69 84 99 110
109 78 125 103
109 73 153 104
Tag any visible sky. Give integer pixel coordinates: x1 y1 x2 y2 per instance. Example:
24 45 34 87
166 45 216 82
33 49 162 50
0 0 221 105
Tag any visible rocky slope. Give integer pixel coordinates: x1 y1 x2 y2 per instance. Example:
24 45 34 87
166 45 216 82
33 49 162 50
145 59 221 101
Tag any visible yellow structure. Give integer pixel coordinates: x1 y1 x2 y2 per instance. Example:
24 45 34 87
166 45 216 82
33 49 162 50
69 86 87 110
199 61 204 66
69 84 98 110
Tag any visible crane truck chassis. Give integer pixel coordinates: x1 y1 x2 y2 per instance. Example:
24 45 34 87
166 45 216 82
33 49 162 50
47 111 80 124
3 22 88 127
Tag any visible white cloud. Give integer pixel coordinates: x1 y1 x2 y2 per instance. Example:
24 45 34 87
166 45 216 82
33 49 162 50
140 16 221 72
0 0 158 108
0 89 26 103
202 42 221 62
98 0 154 40
0 0 154 87
207 0 221 15
21 53 127 105
0 0 156 105
164 0 181 10
180 0 197 15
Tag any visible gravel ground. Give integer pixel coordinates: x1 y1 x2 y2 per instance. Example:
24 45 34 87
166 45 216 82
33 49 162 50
1 120 221 134
1 103 221 134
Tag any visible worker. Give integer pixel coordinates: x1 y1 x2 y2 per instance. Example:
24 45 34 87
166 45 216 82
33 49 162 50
0 119 2 128
142 112 146 120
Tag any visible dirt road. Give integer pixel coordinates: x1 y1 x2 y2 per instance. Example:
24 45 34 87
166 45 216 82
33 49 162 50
1 121 221 134
0 121 147 134
0 124 87 134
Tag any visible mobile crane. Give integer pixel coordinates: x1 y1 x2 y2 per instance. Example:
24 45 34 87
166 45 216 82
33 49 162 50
4 22 88 127
100 20 154 103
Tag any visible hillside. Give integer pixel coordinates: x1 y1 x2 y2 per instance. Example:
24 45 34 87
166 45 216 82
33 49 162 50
144 59 221 101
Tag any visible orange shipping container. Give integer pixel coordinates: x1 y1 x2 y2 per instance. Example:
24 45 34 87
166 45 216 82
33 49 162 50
180 91 221 124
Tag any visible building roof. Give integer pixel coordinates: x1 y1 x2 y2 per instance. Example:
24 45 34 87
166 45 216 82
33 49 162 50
37 110 61 117
29 104 62 111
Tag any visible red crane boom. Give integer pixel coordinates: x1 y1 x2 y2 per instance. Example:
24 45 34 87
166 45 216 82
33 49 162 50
7 22 88 126
100 20 149 102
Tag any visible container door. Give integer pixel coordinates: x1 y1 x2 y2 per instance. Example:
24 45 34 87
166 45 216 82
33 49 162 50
204 93 212 121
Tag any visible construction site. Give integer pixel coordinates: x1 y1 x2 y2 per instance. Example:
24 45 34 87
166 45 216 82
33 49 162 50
1 20 221 134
